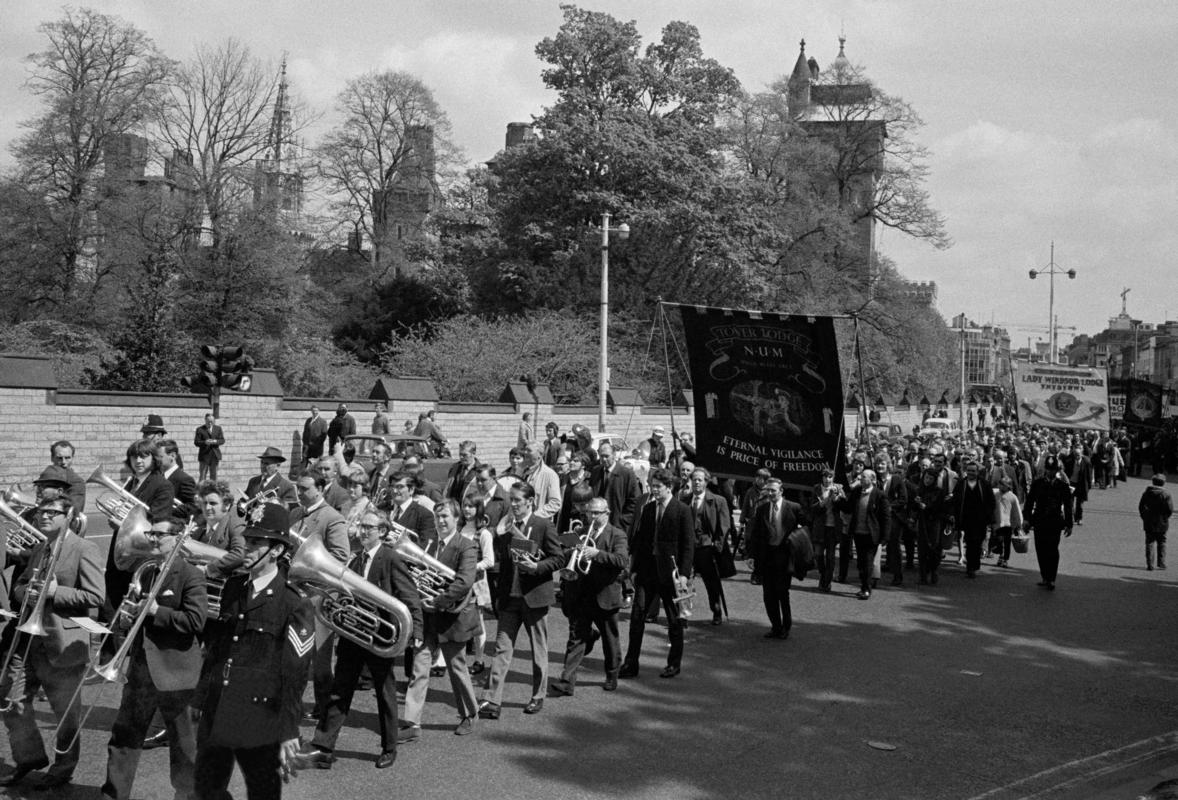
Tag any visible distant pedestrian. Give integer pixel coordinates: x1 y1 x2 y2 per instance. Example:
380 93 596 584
194 413 225 482
517 412 534 450
1138 474 1172 571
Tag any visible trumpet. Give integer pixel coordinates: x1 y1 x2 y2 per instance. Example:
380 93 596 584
0 532 64 691
234 487 279 516
0 495 46 550
388 536 457 609
55 519 196 754
560 520 595 580
670 556 695 615
88 466 148 525
287 525 412 658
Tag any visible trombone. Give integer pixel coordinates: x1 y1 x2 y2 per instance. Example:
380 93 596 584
0 494 46 550
54 519 196 754
87 466 148 525
0 531 64 695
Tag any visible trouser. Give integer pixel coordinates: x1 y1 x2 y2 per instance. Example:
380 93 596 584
886 522 908 581
903 524 916 566
193 736 281 800
311 616 336 715
993 526 1013 560
1093 462 1108 487
312 641 398 754
482 598 549 706
2 642 84 779
403 635 478 725
1146 531 1168 568
852 534 876 592
918 523 941 580
102 656 196 800
1034 525 1063 582
813 525 839 588
198 459 219 482
557 606 620 687
838 531 855 582
963 526 987 572
624 573 683 670
1074 497 1085 522
760 546 792 633
692 544 723 615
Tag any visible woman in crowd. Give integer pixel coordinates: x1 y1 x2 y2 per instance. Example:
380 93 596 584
459 495 496 678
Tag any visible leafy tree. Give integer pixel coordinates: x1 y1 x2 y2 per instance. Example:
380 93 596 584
257 330 377 398
316 70 461 278
0 320 116 387
7 8 171 315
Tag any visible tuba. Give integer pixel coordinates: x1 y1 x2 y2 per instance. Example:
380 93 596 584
388 536 457 609
88 466 148 525
0 495 46 550
286 526 412 659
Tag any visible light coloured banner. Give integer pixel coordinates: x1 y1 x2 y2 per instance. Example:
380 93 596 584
1013 363 1109 431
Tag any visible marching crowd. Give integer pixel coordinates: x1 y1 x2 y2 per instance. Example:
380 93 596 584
0 408 1172 799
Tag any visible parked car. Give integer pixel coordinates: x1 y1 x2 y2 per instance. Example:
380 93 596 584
918 418 961 439
343 433 455 486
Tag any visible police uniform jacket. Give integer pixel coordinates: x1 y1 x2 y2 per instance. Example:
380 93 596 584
199 570 313 748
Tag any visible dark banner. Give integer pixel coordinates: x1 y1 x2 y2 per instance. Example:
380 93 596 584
1109 378 1165 428
676 304 846 490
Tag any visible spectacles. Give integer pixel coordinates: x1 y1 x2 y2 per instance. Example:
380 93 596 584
36 508 66 517
358 524 382 532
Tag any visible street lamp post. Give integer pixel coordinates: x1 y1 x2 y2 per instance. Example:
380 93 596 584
598 212 630 433
1028 241 1076 364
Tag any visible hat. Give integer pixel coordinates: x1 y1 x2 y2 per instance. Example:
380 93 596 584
141 414 167 435
1152 474 1166 486
652 426 665 438
257 446 286 463
242 502 294 545
33 465 72 489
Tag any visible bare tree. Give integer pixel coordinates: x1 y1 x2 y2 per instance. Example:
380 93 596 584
317 70 461 278
10 7 171 312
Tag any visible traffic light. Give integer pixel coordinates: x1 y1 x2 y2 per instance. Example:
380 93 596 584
199 345 221 386
219 347 255 391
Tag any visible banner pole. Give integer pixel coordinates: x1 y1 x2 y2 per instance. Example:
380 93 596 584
853 315 870 445
659 301 678 443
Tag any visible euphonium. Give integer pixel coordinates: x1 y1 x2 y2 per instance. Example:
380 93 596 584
286 527 412 658
88 466 148 525
0 495 46 550
388 535 457 609
2 483 36 513
0 531 65 690
181 538 231 617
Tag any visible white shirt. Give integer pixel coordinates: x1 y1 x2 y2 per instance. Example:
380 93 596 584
357 541 381 581
250 565 279 597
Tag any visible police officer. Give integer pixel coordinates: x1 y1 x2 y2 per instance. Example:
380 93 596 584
194 503 313 799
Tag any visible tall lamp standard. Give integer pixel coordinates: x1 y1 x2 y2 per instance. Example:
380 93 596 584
597 212 630 433
1028 241 1076 364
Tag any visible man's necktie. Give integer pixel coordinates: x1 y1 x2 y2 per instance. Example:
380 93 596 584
655 502 664 529
352 551 369 577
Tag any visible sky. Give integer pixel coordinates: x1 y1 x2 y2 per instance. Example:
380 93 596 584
2 0 1177 351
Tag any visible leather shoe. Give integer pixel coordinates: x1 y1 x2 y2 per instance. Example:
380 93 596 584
603 676 618 692
37 771 73 789
523 698 544 714
297 748 334 770
396 724 420 743
0 759 48 787
659 665 680 679
711 611 722 626
454 717 474 736
763 628 784 639
375 750 396 770
617 663 638 679
142 728 169 749
477 701 500 720
548 681 573 697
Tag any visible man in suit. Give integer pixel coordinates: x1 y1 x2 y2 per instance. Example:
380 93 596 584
313 456 350 512
402 454 443 506
300 508 423 769
101 521 207 800
400 500 481 741
470 465 510 531
291 472 350 719
679 467 732 626
746 478 804 639
47 440 87 511
194 503 313 798
384 472 437 545
620 468 694 679
244 447 298 509
367 442 397 509
838 468 890 600
193 480 246 582
479 482 563 718
549 497 629 695
950 460 996 578
0 495 103 789
590 442 641 532
301 406 328 474
879 459 911 587
444 441 480 503
194 414 225 482
157 438 198 522
1061 443 1092 526
810 468 845 592
522 443 562 520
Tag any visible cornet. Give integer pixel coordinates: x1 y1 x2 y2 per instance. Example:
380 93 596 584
670 556 695 616
0 495 46 550
560 520 596 580
234 487 279 516
88 466 148 525
181 538 232 618
286 525 412 658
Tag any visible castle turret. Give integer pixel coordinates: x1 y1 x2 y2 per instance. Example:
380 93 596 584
787 39 812 120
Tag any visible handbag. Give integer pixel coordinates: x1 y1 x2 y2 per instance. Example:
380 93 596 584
716 540 737 579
